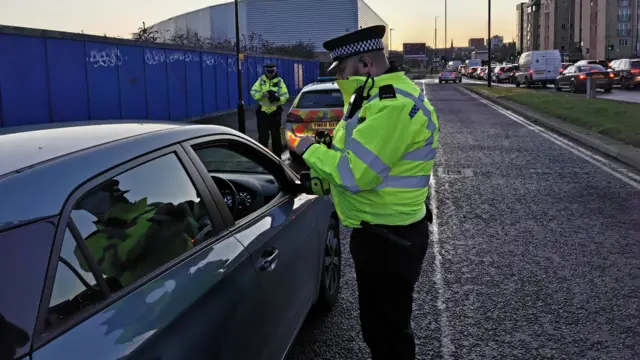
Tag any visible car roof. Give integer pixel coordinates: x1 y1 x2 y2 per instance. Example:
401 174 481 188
0 121 184 177
0 122 240 231
300 81 340 93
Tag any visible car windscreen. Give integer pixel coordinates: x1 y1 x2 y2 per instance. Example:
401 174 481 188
576 65 606 72
195 147 269 174
631 60 640 69
295 90 343 109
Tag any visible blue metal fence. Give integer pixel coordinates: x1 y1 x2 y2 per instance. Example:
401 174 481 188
0 30 320 128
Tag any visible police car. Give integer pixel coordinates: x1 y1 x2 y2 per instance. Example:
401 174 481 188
284 77 344 163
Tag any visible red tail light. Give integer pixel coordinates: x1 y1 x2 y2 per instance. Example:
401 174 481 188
286 112 304 123
609 72 615 79
631 69 640 74
529 69 534 74
559 69 564 73
497 71 502 75
578 74 587 80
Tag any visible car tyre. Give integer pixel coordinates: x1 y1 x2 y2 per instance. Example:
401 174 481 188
525 77 532 88
314 216 341 312
439 80 443 84
604 88 612 93
515 80 521 88
570 80 577 93
555 81 562 92
621 77 630 90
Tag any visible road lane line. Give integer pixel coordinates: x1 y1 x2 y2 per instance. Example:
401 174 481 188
459 87 640 190
423 81 455 360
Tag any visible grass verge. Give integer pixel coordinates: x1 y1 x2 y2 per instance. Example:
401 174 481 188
464 84 640 148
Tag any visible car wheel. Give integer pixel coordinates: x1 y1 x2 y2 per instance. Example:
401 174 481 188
315 216 341 312
570 80 577 93
525 77 532 88
439 80 443 84
621 77 630 90
515 81 521 88
604 88 612 93
555 81 562 92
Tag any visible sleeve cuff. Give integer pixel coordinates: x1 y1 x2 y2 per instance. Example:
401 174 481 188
295 136 316 156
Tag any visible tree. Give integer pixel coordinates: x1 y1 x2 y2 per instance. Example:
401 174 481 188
131 23 316 59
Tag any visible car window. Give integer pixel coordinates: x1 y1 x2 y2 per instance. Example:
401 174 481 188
196 147 270 174
193 144 281 220
565 66 575 73
0 220 55 358
576 65 605 72
295 90 343 109
45 153 217 330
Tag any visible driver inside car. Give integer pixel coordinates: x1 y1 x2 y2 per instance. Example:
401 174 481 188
73 179 206 287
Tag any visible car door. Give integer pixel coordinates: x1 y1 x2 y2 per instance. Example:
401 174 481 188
183 135 324 360
31 145 267 360
558 66 572 87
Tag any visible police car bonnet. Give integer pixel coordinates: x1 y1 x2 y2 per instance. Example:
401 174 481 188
323 25 386 71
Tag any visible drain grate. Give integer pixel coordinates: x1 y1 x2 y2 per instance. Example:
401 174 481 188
437 168 473 177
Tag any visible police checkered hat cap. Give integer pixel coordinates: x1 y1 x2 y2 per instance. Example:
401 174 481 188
264 63 277 71
323 25 386 71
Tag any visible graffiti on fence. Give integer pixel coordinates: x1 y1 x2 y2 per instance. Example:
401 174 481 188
202 54 228 68
88 48 124 67
145 49 165 65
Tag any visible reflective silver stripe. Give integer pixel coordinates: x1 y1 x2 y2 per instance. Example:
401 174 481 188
402 146 437 161
343 109 361 146
337 155 360 193
394 88 437 132
375 175 431 190
349 138 391 178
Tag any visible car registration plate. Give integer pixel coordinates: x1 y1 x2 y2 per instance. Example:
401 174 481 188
311 121 338 129
535 70 545 74
593 75 604 78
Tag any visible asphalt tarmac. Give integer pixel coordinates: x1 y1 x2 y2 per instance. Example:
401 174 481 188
286 81 640 360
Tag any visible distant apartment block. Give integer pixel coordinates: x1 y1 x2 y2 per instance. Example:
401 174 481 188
523 0 541 52
539 0 575 52
574 0 640 59
516 2 527 52
487 35 504 48
468 38 486 49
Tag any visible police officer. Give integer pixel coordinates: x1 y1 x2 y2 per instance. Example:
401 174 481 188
294 25 439 360
250 63 290 156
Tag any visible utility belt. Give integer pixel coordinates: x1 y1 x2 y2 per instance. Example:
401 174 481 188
360 207 433 248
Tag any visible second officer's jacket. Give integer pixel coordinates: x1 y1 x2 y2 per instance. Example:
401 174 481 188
297 70 439 228
250 74 290 114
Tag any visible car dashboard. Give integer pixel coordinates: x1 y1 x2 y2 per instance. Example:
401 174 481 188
209 172 280 219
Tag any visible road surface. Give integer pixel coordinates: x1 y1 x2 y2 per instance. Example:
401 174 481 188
286 81 640 360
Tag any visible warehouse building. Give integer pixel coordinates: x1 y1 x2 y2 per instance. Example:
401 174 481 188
150 0 389 61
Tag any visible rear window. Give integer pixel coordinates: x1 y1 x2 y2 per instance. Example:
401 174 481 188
576 65 606 72
631 61 640 69
295 90 343 109
0 220 56 358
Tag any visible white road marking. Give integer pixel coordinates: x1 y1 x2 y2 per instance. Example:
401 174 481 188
423 81 455 360
459 86 640 190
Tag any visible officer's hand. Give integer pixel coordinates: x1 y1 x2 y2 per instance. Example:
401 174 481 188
314 130 332 148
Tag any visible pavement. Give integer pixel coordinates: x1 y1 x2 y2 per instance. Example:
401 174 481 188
424 77 640 104
285 81 640 360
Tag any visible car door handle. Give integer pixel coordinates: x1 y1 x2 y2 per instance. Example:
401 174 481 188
257 248 279 271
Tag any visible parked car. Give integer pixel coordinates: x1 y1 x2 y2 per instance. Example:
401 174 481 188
284 78 343 164
609 58 640 89
465 59 483 71
439 69 462 83
554 64 614 93
514 50 562 88
0 122 341 360
476 66 488 80
458 65 468 76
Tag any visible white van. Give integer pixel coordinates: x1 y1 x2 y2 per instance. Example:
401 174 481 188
465 59 482 68
514 50 562 87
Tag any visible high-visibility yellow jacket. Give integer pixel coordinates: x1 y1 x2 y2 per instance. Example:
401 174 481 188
250 75 290 114
297 71 439 228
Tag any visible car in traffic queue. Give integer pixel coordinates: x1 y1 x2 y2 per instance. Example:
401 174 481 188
439 68 462 83
458 64 468 76
284 77 344 164
0 121 341 360
609 58 640 89
554 64 614 93
514 50 562 88
476 66 488 80
467 66 480 78
492 65 515 83
558 62 573 74
574 59 611 70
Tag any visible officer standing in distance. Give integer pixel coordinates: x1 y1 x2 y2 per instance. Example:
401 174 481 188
250 63 290 156
294 25 439 360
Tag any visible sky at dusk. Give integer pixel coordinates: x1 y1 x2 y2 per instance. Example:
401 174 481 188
1 0 522 49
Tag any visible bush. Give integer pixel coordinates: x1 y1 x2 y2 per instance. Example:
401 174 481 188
131 23 316 59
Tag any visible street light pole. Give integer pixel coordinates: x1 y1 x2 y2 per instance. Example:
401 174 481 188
488 0 492 87
234 0 245 134
444 0 447 61
434 16 438 66
390 28 395 51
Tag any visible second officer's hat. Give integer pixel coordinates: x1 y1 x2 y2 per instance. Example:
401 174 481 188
323 25 387 71
263 63 277 74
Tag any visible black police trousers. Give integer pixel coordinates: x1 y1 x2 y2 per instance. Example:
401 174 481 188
256 107 283 156
350 217 430 360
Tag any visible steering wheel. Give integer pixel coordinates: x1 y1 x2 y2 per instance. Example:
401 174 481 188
212 175 238 217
